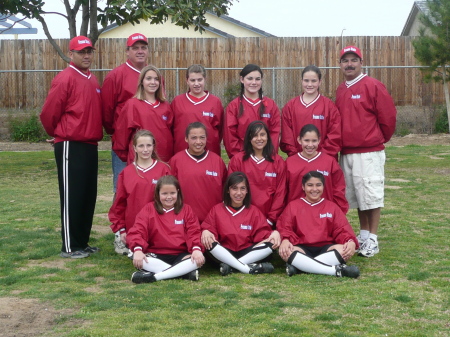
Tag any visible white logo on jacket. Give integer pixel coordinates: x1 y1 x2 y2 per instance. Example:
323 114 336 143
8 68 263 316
265 172 277 177
206 170 218 176
162 115 168 121
351 94 361 99
262 113 271 118
320 213 333 219
240 224 252 230
317 170 329 176
312 114 325 120
203 111 214 117
174 219 184 225
152 179 158 184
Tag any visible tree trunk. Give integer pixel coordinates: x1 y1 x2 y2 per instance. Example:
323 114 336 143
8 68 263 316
442 65 450 133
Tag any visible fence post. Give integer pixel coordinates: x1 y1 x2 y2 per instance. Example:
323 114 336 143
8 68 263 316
176 68 180 96
272 67 276 103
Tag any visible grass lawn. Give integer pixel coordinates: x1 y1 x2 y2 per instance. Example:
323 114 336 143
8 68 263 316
0 145 449 337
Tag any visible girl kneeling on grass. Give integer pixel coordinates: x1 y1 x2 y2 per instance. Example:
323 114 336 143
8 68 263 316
109 130 171 255
278 171 360 278
201 172 280 276
127 175 205 283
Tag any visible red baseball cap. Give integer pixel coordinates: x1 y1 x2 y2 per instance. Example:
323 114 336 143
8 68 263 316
340 46 362 59
69 36 95 51
127 33 148 47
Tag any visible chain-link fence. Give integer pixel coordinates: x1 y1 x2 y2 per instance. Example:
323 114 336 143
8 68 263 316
0 66 446 139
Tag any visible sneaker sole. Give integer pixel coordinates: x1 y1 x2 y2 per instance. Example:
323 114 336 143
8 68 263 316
60 251 90 259
358 248 380 258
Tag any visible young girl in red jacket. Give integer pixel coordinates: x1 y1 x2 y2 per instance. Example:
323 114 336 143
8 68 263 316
109 130 171 255
285 124 348 214
278 171 359 278
113 65 174 163
201 171 280 276
228 121 286 226
127 175 205 283
224 64 281 159
281 65 341 158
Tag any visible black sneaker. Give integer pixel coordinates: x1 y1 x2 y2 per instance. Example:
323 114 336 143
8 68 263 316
83 246 100 254
220 263 233 276
249 262 274 275
182 270 199 281
286 263 299 277
336 264 360 278
60 250 90 259
131 271 156 284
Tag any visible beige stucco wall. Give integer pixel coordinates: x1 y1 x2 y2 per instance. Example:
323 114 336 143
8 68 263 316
99 13 268 39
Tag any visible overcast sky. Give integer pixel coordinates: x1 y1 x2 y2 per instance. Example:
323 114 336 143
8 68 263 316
0 0 417 39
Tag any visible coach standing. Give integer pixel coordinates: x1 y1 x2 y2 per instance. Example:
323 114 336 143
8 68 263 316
101 33 149 193
335 46 397 258
41 36 103 259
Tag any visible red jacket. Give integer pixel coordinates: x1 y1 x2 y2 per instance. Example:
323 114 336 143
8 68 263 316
41 64 103 144
127 203 203 255
224 96 281 159
285 152 348 214
201 203 273 252
281 94 341 157
228 152 286 225
171 92 224 156
101 61 141 135
109 161 171 233
112 98 174 163
278 198 358 248
335 74 397 154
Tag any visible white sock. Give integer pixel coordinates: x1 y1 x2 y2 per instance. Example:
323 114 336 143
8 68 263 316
209 243 251 273
289 251 336 276
142 255 171 273
360 230 370 240
369 233 378 242
314 250 344 266
154 258 198 281
238 243 273 264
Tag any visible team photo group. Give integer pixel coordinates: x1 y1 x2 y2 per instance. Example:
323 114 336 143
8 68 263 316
40 33 397 284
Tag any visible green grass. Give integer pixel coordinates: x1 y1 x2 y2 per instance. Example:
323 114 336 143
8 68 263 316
0 146 449 336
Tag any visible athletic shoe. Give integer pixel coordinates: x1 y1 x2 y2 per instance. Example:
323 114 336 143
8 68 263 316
83 246 100 254
131 271 156 284
182 270 199 281
286 263 299 277
249 262 274 275
335 264 360 278
60 250 90 259
220 263 233 276
358 238 379 258
356 235 366 253
114 236 129 255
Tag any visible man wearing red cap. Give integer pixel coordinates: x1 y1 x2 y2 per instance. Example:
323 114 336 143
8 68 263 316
41 36 103 259
335 46 397 258
101 33 149 255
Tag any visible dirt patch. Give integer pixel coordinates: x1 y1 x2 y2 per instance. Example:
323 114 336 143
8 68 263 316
0 297 83 337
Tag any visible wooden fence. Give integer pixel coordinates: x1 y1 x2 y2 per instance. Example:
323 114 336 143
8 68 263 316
0 36 444 109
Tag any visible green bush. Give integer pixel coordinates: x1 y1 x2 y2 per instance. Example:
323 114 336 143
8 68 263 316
9 114 47 142
223 82 241 106
434 105 449 133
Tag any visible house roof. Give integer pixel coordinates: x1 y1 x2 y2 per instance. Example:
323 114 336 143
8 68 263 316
0 15 38 35
102 11 276 38
401 1 429 36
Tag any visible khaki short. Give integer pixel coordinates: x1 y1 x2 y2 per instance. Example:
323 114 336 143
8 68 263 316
339 151 385 211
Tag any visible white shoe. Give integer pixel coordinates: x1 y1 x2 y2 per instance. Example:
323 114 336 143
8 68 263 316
356 235 366 253
114 236 129 255
358 238 379 258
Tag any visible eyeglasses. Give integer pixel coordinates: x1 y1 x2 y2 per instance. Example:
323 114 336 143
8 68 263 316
71 49 95 55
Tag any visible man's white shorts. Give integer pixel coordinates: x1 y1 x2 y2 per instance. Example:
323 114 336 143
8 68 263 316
339 151 385 211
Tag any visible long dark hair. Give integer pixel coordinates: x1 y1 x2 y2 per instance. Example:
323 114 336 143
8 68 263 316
154 175 184 214
223 171 252 208
238 64 265 118
243 120 274 162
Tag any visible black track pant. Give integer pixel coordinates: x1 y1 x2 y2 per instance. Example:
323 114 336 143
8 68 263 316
55 141 98 253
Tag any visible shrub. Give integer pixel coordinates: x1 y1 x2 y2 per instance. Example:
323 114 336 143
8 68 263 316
223 82 241 106
434 105 449 133
9 114 47 142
